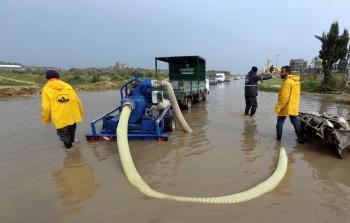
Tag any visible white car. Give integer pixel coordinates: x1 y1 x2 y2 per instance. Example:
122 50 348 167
215 73 225 83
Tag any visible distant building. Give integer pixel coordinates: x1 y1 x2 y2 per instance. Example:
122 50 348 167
290 59 307 72
313 57 322 69
263 58 273 73
0 64 22 69
0 64 57 72
115 62 128 69
0 64 24 71
24 66 56 70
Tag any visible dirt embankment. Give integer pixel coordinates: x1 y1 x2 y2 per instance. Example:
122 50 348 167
0 86 40 99
0 81 124 99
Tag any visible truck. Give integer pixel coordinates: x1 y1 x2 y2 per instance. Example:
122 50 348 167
155 56 208 109
215 73 225 83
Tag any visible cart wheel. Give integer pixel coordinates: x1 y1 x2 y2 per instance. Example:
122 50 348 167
164 115 175 132
184 97 192 110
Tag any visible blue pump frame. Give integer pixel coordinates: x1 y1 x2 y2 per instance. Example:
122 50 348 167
86 76 170 141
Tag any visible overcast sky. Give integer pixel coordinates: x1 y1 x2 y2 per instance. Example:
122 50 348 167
1 0 350 73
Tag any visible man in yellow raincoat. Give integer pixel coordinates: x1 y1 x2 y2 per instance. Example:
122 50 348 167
274 66 303 143
41 70 83 149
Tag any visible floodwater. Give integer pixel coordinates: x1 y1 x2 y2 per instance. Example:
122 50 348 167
1 80 350 223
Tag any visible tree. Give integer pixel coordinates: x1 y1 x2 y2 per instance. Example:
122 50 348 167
346 43 350 86
91 75 100 83
338 58 348 72
315 22 349 90
269 65 275 73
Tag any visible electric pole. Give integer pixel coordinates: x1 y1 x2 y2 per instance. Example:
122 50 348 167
275 54 280 69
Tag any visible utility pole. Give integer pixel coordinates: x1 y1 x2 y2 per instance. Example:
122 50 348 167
346 48 350 87
275 54 280 69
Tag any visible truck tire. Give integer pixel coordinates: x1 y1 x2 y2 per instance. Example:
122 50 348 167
183 97 192 110
164 115 175 132
202 92 207 101
193 94 201 103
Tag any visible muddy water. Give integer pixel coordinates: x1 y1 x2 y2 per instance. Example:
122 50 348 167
1 80 350 223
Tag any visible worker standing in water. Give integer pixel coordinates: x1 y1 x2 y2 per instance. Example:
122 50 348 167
244 66 272 117
274 66 303 143
41 70 84 149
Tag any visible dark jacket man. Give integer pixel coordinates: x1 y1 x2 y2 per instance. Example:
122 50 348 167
244 66 272 116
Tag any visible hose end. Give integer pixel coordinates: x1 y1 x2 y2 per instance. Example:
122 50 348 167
122 100 135 110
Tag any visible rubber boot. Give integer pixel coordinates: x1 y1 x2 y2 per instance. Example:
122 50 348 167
276 124 283 140
244 106 250 116
292 121 304 144
250 106 257 117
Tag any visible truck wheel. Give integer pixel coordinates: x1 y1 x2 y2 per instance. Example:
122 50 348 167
184 97 192 110
202 92 206 101
193 94 201 103
164 115 175 132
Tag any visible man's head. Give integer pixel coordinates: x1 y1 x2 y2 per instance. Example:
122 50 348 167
280 66 291 79
46 70 59 80
251 66 258 73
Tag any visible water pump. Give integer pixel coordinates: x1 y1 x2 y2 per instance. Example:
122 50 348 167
86 76 175 141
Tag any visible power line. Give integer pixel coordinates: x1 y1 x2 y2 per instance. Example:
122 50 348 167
286 0 331 53
287 0 322 49
291 0 332 50
289 0 312 37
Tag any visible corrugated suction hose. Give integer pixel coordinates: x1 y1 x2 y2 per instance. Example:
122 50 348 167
153 80 192 133
117 104 288 204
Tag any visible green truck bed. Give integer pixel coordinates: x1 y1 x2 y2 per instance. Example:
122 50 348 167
155 56 208 109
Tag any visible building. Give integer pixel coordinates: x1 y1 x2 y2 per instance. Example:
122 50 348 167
312 57 322 69
0 64 22 69
263 58 274 73
0 64 24 71
115 62 128 69
290 59 307 72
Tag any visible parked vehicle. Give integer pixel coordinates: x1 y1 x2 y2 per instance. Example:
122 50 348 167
209 77 218 85
155 56 208 109
215 73 225 83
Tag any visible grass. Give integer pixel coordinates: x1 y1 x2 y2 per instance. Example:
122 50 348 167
335 99 350 106
0 72 47 84
258 77 282 92
0 79 33 86
258 76 343 93
0 71 169 98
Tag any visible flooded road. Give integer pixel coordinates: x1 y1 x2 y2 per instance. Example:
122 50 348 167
1 80 350 223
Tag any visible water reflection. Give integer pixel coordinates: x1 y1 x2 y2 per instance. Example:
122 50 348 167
319 95 332 114
131 102 211 189
292 145 350 219
91 142 114 161
51 149 97 213
241 117 257 161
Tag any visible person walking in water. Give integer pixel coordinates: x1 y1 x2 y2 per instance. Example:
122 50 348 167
41 70 84 149
275 66 303 143
244 66 272 117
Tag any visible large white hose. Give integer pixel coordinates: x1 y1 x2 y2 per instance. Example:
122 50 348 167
117 104 288 204
153 80 192 133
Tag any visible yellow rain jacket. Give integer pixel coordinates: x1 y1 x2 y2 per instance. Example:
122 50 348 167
274 75 301 116
41 79 83 129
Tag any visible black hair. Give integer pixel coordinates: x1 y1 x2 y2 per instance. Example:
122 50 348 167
46 70 60 79
281 66 291 73
251 66 258 73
